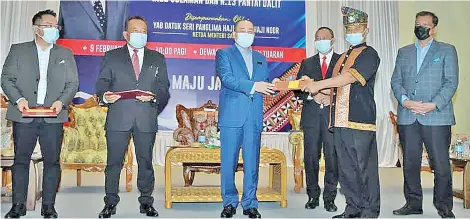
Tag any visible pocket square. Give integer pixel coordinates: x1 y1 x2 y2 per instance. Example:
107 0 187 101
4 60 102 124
59 60 65 64
432 57 440 62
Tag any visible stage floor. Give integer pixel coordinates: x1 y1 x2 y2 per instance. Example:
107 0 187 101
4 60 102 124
1 167 467 218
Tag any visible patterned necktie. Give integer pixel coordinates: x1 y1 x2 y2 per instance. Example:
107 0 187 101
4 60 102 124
93 1 107 30
132 49 140 79
321 55 327 79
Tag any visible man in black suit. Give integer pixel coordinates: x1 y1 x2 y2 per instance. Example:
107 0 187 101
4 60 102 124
295 27 340 212
95 16 170 218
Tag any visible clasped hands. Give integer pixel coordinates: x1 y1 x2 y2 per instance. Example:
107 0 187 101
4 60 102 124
403 100 436 115
299 76 330 105
104 91 154 103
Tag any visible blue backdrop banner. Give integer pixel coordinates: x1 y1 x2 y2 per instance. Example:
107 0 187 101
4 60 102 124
57 0 306 131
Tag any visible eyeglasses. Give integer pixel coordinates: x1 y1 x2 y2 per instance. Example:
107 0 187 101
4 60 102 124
35 24 62 31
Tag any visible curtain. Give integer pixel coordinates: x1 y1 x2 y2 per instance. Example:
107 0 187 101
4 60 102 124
0 1 59 93
314 1 400 167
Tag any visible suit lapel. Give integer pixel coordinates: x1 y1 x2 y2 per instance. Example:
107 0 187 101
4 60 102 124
120 46 137 81
139 48 153 82
28 41 40 78
418 40 440 75
47 46 59 85
231 46 250 78
78 1 103 34
326 53 339 79
410 45 417 74
251 52 260 80
312 55 321 80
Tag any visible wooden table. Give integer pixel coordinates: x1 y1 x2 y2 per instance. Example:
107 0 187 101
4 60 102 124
1 154 43 210
164 146 287 208
450 157 470 209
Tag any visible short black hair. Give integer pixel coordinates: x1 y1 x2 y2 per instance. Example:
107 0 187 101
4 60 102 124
32 9 56 25
234 19 254 30
125 16 148 30
416 11 438 27
316 26 334 38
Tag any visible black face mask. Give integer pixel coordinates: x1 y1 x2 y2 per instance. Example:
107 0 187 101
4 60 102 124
414 26 431 40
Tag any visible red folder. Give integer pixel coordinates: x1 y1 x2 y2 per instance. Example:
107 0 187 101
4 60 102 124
105 90 154 100
22 106 57 117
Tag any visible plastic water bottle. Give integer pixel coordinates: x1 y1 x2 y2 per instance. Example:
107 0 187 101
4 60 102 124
464 139 470 158
455 139 464 158
197 130 206 144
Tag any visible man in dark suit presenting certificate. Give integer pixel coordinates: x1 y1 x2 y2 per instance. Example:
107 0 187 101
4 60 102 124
95 16 170 218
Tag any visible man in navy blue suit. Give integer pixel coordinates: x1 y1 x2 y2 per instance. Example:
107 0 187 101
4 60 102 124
58 0 128 40
215 19 277 218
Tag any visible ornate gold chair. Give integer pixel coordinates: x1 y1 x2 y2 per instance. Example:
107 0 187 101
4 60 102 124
172 100 243 186
287 109 304 193
1 94 13 191
60 96 133 192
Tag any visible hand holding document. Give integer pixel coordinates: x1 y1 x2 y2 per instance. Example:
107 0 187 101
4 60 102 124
273 76 313 91
105 89 154 101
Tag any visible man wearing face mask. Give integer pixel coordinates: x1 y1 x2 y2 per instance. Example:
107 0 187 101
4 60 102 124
1 9 79 218
95 16 170 218
216 19 276 219
391 11 458 218
294 27 340 212
302 7 381 218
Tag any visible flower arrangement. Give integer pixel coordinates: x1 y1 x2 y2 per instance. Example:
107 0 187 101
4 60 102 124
202 126 220 149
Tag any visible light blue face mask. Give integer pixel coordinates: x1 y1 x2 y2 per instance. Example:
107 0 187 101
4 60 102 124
129 33 148 49
345 31 365 46
39 27 59 44
315 40 332 54
236 32 255 48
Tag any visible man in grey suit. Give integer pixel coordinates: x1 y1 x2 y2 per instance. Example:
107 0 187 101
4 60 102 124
391 11 458 218
1 10 79 218
58 0 128 40
95 16 170 218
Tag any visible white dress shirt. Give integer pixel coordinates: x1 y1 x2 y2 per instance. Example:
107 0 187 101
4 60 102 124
91 0 105 12
319 49 334 67
36 41 53 105
127 44 144 72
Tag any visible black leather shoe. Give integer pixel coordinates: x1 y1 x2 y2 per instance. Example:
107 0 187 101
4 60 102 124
4 204 26 218
98 205 117 218
220 205 236 218
305 198 319 209
438 209 455 218
324 201 338 212
243 208 261 218
41 205 58 218
392 204 423 215
332 212 361 218
140 204 159 217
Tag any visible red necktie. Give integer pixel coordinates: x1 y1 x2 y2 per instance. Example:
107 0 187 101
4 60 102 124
132 49 140 79
321 55 327 79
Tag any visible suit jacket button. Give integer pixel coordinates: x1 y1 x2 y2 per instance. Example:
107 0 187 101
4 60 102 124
34 91 37 94
415 80 418 83
36 78 39 82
